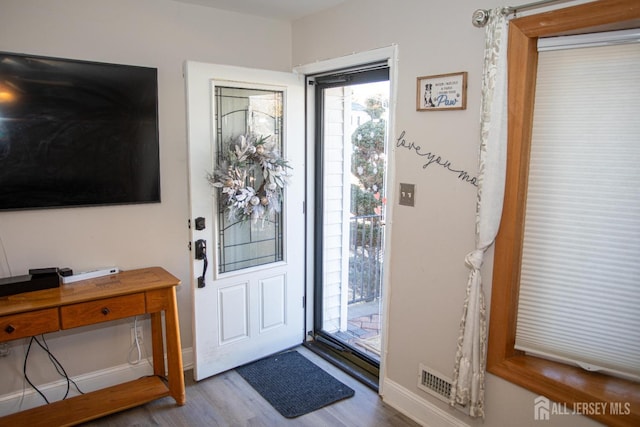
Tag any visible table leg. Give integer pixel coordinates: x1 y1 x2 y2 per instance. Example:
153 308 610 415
164 288 186 405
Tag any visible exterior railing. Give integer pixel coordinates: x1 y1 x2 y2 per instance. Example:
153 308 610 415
348 214 384 304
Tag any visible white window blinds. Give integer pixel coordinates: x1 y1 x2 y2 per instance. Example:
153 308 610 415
515 40 640 382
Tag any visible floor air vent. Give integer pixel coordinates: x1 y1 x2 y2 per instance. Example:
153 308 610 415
417 364 451 402
417 364 469 414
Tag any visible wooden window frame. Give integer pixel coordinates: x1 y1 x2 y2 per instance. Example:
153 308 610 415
487 1 640 426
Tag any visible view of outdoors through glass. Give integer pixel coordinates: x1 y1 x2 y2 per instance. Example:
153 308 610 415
322 80 389 362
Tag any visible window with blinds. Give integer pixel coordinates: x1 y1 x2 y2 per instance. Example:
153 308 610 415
514 34 640 382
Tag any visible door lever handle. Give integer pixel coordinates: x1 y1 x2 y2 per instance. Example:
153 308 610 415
195 239 207 288
198 256 208 288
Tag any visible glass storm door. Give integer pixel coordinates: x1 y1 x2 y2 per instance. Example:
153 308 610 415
313 66 390 369
185 62 305 381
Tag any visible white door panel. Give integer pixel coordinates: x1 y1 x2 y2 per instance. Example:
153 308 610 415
218 283 248 344
260 274 286 331
185 61 305 380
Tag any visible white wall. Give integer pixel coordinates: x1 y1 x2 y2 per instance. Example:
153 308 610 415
0 0 290 398
322 86 350 333
293 1 601 426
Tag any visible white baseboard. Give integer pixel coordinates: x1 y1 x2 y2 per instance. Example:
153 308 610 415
182 346 194 370
382 377 470 427
0 347 194 417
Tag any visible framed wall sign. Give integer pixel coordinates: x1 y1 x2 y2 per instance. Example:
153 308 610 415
416 72 467 111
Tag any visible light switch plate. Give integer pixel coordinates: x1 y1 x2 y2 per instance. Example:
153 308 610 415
399 183 415 207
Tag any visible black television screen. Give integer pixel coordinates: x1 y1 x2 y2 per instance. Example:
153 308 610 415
0 52 160 211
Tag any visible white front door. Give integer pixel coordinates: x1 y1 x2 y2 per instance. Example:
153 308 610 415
185 62 305 381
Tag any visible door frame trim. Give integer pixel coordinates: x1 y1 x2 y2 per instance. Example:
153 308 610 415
294 45 399 393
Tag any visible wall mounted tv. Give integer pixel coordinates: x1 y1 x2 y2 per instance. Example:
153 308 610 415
0 52 160 211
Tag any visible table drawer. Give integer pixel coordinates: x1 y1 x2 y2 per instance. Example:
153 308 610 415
61 293 146 329
0 308 60 342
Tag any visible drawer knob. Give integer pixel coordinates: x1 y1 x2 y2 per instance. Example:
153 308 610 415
101 307 111 316
5 324 15 334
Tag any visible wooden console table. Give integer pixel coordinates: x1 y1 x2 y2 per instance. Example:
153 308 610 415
0 267 185 426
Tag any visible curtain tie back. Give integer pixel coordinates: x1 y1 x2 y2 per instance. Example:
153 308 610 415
465 249 485 270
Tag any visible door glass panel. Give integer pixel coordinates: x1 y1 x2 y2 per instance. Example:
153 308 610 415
214 86 283 274
318 76 389 363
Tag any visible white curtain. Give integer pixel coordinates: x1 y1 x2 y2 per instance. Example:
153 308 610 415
450 8 508 418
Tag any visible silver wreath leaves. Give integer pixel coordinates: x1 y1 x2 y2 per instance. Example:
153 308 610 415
208 134 291 222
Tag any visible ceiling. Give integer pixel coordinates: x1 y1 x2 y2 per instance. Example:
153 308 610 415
173 0 348 21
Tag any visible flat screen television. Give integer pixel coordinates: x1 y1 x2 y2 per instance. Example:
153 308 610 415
0 52 160 211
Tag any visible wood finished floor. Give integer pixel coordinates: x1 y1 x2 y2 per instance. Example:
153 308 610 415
82 346 420 427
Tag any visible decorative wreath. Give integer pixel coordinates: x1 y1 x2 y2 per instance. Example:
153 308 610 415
208 134 291 223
